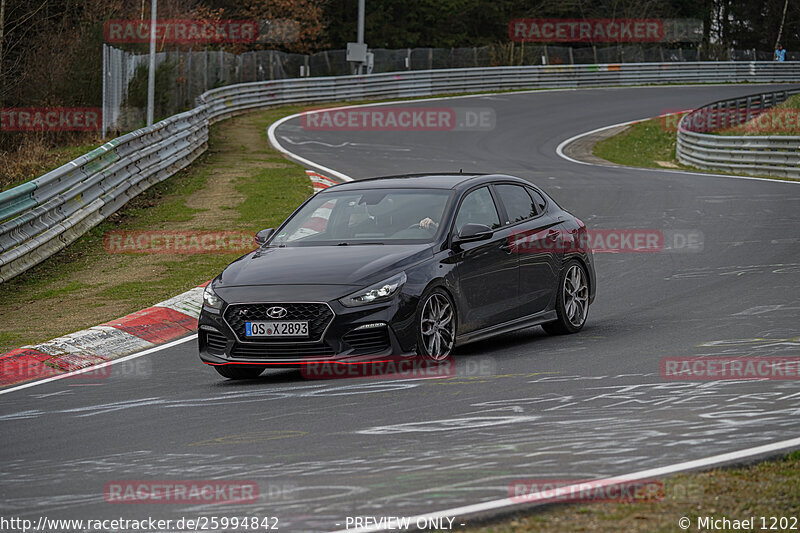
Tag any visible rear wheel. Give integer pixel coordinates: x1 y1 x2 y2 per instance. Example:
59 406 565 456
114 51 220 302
214 365 264 380
417 288 457 361
542 260 590 335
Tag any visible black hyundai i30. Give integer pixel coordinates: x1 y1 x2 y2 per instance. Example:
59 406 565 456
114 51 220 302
198 173 596 379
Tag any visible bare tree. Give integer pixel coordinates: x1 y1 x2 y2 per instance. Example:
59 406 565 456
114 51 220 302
774 0 789 50
0 0 6 108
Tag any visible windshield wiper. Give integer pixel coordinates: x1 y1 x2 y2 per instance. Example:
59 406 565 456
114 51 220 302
335 241 384 246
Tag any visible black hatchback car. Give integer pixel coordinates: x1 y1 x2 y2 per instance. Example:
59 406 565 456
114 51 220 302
199 173 595 379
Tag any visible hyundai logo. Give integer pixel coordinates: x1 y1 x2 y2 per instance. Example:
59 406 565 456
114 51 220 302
266 306 288 319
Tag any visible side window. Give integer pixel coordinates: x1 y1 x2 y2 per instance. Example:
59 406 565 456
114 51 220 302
496 184 537 224
528 188 547 213
454 187 501 233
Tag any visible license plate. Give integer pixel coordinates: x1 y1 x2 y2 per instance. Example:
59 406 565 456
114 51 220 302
245 321 309 337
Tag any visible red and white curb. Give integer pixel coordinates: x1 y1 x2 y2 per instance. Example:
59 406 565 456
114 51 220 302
307 170 341 193
0 283 207 388
0 170 341 389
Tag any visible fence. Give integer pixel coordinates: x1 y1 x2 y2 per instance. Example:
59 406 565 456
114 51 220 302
3 61 800 283
102 44 800 135
677 88 800 179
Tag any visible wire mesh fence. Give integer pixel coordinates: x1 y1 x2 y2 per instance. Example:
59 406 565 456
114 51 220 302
102 44 800 135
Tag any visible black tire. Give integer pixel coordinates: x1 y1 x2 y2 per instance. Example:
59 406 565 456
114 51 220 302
214 365 264 380
416 287 457 361
542 259 590 335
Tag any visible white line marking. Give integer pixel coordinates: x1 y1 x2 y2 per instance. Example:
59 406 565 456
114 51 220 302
267 82 796 183
555 115 800 186
329 435 800 533
0 335 196 397
267 116 354 182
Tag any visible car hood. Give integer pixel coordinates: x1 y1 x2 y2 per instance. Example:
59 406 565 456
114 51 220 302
215 244 433 289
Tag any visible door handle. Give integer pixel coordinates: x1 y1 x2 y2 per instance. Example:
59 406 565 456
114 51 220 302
499 243 513 254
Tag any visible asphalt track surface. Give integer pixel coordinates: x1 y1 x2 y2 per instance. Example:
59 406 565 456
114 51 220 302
2 85 799 532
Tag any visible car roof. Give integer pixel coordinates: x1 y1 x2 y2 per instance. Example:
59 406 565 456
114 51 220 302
322 173 534 191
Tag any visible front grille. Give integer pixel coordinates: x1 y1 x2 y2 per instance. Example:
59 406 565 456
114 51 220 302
343 326 391 355
224 303 334 342
204 331 228 355
230 342 336 359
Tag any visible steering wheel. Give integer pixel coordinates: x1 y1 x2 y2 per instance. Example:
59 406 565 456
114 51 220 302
407 223 437 232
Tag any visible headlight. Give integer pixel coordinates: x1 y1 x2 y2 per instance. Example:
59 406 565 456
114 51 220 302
339 272 407 307
203 284 224 309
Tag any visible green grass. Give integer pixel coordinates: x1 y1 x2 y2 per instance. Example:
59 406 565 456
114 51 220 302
467 451 800 533
593 115 800 182
235 166 310 226
29 280 89 300
593 118 679 169
777 93 800 110
714 93 800 136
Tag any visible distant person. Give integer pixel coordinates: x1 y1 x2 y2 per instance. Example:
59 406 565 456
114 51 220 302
775 44 786 62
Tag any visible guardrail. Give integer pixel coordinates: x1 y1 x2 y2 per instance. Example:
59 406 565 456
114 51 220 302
2 61 800 283
677 87 800 179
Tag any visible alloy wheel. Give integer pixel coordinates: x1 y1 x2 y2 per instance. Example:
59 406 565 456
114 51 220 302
420 292 455 359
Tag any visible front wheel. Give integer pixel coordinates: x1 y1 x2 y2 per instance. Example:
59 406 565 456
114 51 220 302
213 365 264 380
542 260 590 335
416 288 457 361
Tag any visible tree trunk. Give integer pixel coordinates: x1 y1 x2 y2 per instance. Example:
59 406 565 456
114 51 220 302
0 0 6 107
774 0 789 50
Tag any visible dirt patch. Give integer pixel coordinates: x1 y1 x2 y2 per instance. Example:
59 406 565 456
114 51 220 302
655 160 680 168
179 114 290 230
562 124 631 166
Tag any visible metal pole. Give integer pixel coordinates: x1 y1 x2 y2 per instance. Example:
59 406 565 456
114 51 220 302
357 0 365 74
146 0 157 126
102 43 107 138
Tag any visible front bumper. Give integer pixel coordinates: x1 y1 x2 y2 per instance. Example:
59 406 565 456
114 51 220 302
198 296 417 367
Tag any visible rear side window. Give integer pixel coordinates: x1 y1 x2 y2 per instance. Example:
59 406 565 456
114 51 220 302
495 184 537 224
528 188 547 213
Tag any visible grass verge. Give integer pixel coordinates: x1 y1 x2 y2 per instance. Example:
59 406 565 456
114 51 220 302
0 105 313 352
716 93 800 136
592 115 799 182
468 451 800 533
593 118 680 170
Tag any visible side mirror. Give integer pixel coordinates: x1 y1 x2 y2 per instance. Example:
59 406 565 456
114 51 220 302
254 228 275 246
454 223 493 244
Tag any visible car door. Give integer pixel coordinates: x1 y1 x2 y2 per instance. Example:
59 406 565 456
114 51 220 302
494 184 563 316
450 186 520 333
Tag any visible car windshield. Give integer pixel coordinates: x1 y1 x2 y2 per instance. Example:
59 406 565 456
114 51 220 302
270 188 452 246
